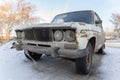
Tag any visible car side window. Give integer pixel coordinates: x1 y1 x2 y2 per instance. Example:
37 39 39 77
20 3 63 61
94 14 99 22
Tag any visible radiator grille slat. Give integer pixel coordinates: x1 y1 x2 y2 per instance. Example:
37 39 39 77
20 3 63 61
34 29 52 41
24 30 34 40
24 29 52 41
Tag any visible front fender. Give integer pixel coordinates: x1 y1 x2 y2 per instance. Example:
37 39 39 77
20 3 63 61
77 38 88 49
76 34 96 50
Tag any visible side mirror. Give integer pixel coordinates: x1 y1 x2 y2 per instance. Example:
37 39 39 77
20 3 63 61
95 20 102 24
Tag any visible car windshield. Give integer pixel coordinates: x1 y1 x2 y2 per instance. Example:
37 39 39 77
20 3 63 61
52 11 94 24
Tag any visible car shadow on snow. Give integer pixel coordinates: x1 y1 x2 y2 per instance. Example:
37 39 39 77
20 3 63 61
24 53 105 80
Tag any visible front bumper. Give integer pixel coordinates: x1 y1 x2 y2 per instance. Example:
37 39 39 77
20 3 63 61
12 42 87 59
23 45 87 59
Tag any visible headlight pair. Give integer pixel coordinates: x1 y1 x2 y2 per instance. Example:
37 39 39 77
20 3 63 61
54 30 75 42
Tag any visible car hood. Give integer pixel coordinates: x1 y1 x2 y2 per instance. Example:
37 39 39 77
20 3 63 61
16 22 90 30
16 22 76 31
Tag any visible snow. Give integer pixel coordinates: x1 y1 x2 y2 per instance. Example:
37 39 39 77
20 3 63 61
0 42 41 80
0 40 120 80
99 47 120 80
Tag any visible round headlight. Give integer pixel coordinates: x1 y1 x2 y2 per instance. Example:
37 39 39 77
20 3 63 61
64 30 75 42
16 31 22 39
54 30 63 41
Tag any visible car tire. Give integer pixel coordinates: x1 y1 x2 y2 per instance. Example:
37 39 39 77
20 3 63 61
97 44 105 55
24 51 42 61
75 43 93 75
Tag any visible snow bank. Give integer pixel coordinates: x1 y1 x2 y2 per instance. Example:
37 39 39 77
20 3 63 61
105 40 120 47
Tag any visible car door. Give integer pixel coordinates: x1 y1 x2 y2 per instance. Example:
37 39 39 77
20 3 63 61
94 13 105 50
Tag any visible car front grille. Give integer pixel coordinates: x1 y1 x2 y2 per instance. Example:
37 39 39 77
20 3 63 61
24 29 53 41
24 29 34 40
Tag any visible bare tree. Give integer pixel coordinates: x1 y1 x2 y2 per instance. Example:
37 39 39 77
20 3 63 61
110 13 120 27
110 13 120 39
0 0 40 42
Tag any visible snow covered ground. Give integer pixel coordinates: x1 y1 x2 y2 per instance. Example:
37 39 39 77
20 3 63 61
0 41 120 80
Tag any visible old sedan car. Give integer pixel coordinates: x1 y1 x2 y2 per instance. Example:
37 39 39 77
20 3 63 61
12 10 105 75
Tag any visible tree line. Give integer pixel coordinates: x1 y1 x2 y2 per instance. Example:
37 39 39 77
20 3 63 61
0 0 40 43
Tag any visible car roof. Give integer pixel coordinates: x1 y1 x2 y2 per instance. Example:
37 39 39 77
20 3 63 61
55 10 95 16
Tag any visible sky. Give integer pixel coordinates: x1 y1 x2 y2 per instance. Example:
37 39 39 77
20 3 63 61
1 0 120 32
26 0 120 32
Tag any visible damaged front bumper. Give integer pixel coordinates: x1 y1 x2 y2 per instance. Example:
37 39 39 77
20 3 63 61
11 42 23 50
12 42 87 59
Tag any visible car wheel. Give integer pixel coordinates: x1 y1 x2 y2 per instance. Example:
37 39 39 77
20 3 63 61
75 43 93 75
24 51 42 61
